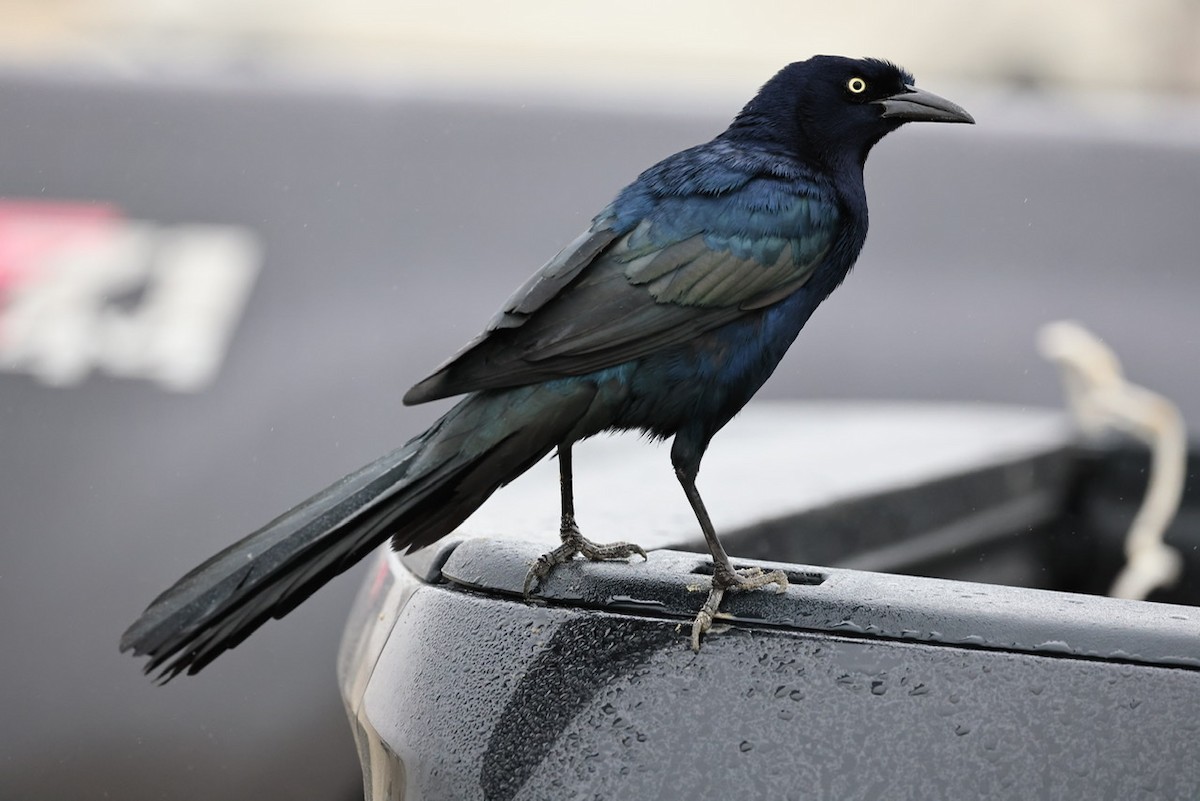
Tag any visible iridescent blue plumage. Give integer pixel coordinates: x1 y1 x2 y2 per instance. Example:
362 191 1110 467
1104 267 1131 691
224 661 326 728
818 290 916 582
122 55 973 678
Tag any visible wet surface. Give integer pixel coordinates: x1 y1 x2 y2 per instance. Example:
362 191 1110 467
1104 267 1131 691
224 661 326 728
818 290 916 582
441 539 1200 670
350 557 1200 800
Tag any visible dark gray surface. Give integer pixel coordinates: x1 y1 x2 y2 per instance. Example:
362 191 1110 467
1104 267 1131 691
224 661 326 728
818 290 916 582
443 540 1200 668
2 69 1199 799
349 550 1200 801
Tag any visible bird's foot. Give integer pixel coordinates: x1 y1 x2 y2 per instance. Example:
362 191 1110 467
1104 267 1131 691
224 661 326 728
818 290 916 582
690 566 788 652
523 523 647 597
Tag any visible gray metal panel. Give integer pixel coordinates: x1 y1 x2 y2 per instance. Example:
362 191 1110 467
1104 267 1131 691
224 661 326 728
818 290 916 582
347 550 1200 801
441 540 1200 669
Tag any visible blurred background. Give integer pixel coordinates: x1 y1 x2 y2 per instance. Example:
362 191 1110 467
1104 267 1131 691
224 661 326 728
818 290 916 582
1 2 1198 799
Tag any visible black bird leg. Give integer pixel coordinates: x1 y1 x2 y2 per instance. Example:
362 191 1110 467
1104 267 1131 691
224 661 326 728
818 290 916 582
675 462 788 651
522 443 647 596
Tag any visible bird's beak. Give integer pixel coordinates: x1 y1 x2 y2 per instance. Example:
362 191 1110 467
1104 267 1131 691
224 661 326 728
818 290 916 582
875 86 974 124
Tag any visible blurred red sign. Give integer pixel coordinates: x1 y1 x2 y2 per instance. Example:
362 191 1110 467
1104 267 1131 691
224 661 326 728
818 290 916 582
0 200 261 391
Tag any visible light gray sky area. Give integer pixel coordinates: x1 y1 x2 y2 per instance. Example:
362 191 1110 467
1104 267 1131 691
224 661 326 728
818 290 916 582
2 0 1199 98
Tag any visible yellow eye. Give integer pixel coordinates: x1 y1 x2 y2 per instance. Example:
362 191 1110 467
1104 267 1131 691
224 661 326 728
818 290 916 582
847 77 867 94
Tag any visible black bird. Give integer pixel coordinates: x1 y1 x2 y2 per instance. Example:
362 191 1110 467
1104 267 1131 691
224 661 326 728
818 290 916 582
122 56 973 679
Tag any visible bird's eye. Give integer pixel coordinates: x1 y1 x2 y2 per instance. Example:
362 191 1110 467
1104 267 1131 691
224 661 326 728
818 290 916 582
847 77 867 94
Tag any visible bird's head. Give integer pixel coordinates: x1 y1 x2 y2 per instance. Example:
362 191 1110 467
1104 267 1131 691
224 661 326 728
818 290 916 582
723 56 973 169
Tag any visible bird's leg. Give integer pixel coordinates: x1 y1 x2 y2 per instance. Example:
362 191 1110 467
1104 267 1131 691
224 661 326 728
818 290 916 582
522 443 647 597
675 463 788 652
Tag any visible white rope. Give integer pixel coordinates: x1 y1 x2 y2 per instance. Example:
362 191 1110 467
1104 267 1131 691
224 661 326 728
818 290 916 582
1038 320 1185 601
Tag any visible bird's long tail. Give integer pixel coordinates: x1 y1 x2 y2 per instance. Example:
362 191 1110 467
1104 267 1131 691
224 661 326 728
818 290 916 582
120 382 597 680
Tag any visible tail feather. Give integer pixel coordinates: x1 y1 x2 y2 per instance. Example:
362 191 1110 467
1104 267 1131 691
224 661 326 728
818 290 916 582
121 383 597 680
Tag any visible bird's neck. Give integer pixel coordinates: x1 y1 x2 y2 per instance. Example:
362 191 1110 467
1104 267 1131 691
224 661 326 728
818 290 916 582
720 117 870 185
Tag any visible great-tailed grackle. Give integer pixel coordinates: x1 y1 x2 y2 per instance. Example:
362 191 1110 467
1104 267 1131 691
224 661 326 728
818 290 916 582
122 56 973 679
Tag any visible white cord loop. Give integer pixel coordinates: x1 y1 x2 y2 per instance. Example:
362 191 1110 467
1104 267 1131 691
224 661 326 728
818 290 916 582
1038 320 1185 601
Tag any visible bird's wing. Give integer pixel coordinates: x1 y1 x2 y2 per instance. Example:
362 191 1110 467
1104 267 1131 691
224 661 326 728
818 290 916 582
404 181 839 404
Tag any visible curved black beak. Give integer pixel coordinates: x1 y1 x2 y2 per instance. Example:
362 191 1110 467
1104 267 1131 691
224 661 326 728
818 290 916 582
875 85 974 124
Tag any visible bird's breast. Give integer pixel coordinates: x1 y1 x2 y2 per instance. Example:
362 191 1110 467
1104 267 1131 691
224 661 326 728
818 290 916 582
606 288 819 438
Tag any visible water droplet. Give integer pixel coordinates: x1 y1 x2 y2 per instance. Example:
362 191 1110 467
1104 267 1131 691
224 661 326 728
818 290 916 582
870 680 886 696
608 594 665 608
908 683 929 697
954 724 971 736
739 740 754 753
789 689 805 701
778 709 794 721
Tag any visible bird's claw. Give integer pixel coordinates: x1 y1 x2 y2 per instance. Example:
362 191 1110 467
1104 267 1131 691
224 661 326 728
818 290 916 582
690 566 788 652
522 548 568 597
690 586 726 652
522 524 647 598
